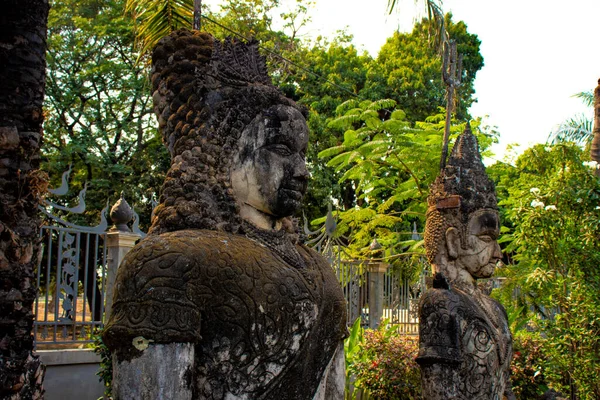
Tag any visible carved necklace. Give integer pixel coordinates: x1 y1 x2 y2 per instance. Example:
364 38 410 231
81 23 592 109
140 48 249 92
242 220 306 270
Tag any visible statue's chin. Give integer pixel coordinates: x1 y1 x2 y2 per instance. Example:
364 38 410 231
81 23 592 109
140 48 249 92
271 195 303 218
476 264 496 279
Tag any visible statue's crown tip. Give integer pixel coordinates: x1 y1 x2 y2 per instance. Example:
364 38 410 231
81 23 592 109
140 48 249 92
447 123 482 168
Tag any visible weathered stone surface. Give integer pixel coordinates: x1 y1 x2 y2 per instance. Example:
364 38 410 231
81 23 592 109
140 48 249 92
104 230 346 399
103 29 347 400
312 344 345 400
417 124 514 399
112 343 195 400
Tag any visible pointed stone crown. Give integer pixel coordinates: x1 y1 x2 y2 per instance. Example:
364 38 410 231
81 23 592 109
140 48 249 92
428 123 497 219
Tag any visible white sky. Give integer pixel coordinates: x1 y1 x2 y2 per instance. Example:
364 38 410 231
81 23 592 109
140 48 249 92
207 0 600 161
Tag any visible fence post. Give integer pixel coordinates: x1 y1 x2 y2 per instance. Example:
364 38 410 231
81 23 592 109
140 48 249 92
367 261 389 329
104 194 141 322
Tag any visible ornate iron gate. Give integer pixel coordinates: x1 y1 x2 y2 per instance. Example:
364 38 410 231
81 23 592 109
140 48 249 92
34 168 109 347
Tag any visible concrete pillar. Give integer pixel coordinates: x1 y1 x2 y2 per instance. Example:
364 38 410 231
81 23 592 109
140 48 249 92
105 231 140 321
104 193 141 322
367 262 389 329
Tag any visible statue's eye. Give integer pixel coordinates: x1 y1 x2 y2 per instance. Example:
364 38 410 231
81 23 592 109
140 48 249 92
478 234 495 243
267 144 292 156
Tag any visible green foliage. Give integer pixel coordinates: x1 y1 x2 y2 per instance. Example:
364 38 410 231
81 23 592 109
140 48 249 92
319 99 496 274
44 0 169 228
92 329 112 399
344 318 365 398
346 321 421 400
362 14 484 123
549 90 594 146
510 331 549 399
387 0 446 51
490 143 600 398
125 0 193 55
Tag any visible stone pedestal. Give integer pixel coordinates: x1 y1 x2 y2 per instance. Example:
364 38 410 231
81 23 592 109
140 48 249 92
112 343 194 400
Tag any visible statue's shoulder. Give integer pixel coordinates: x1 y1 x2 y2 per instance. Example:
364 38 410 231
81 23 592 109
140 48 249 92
488 295 509 316
418 273 462 311
120 229 267 271
296 243 332 268
105 230 272 349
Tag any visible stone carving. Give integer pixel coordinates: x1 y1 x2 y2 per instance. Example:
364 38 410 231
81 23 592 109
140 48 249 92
103 30 347 400
416 123 515 400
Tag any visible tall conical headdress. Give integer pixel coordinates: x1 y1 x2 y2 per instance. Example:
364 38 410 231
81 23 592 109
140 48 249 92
424 123 497 263
428 122 497 220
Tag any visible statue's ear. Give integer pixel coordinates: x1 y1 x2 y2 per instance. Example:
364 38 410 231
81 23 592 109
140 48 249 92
445 227 460 260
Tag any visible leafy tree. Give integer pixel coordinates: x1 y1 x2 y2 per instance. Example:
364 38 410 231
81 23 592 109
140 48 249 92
43 0 169 228
318 99 495 276
0 0 49 397
491 143 600 399
282 35 373 218
362 14 484 123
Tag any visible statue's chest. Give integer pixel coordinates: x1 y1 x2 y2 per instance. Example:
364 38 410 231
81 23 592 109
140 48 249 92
190 247 327 398
457 295 513 399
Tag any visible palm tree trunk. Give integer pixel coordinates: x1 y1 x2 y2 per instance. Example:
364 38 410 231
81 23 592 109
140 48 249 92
194 0 202 30
591 79 600 177
0 0 49 398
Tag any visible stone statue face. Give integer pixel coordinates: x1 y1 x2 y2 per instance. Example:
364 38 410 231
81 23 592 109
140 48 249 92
231 104 309 218
449 209 501 279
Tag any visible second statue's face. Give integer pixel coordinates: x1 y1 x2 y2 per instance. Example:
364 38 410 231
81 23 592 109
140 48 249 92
455 209 502 279
231 104 309 218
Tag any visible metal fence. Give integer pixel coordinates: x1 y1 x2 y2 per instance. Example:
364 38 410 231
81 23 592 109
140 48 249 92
381 268 424 335
34 225 107 347
306 208 425 334
333 260 424 334
32 168 114 348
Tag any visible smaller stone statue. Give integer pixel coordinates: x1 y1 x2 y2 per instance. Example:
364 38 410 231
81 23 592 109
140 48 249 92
416 123 515 399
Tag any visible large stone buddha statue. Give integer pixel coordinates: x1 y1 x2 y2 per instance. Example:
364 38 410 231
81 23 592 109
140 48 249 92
103 30 347 400
416 124 515 399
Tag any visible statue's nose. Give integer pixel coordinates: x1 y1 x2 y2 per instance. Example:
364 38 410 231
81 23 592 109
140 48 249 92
293 156 310 180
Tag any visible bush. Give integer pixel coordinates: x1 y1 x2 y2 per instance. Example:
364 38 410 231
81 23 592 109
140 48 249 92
510 332 549 399
91 329 112 399
347 321 421 400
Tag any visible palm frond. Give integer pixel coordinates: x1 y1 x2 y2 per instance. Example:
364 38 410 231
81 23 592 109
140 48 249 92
573 90 594 108
386 0 447 50
549 113 593 145
126 0 194 56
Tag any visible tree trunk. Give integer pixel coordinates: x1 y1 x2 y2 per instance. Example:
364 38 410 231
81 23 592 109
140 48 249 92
591 79 600 177
0 0 49 398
